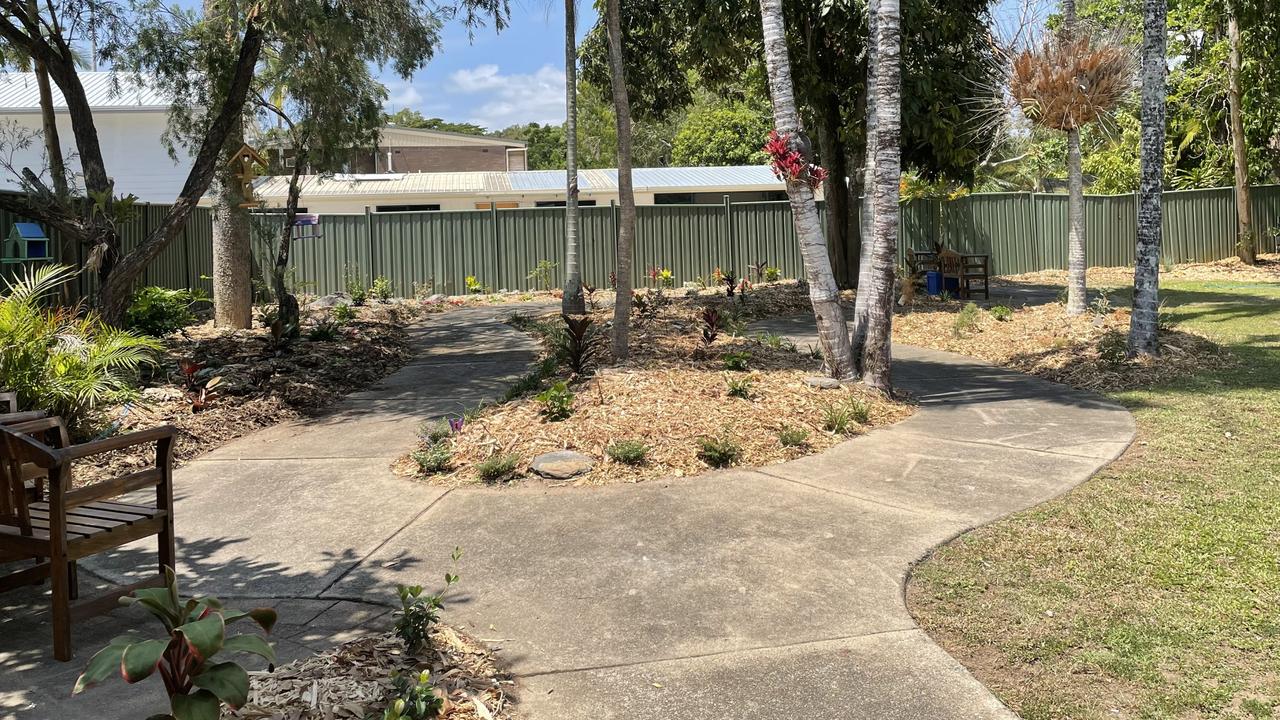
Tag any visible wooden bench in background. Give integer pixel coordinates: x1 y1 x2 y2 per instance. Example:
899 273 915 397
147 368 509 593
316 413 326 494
0 416 177 661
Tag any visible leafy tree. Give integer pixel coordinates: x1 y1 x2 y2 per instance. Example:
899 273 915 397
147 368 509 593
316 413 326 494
385 108 489 135
671 101 770 166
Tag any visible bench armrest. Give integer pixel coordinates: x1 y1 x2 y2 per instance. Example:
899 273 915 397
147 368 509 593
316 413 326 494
54 425 178 462
0 411 47 425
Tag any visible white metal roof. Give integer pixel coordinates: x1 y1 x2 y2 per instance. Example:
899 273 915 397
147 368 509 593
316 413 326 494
0 72 170 112
253 165 783 199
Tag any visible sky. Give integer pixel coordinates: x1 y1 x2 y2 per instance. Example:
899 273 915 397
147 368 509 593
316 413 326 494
377 0 597 131
375 0 1051 132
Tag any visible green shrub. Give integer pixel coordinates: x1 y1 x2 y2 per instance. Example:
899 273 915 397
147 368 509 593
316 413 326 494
384 670 444 720
0 265 160 435
952 302 981 338
344 266 368 305
697 433 742 468
306 319 342 341
755 332 796 352
476 453 520 483
527 260 558 291
765 266 782 282
465 275 485 294
606 439 649 465
332 303 356 323
393 549 460 654
822 397 870 435
777 426 810 448
722 350 751 371
370 275 394 301
535 381 575 421
417 420 453 444
1097 330 1129 365
125 286 205 337
412 444 452 475
1090 292 1114 316
726 375 753 399
989 305 1013 322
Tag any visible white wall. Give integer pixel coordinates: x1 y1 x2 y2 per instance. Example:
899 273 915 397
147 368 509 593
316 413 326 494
0 111 192 203
264 191 649 215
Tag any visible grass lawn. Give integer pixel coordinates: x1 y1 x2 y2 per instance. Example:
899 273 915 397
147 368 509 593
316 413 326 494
907 277 1280 719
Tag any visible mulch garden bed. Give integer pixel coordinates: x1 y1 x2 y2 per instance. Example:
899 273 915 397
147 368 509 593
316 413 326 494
893 295 1233 393
231 625 516 720
400 282 915 486
74 302 425 485
997 252 1280 288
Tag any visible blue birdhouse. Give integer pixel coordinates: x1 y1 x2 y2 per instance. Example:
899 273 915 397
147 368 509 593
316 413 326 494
3 222 53 264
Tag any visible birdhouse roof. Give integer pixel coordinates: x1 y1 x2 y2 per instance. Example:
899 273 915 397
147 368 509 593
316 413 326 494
12 222 47 239
227 143 266 168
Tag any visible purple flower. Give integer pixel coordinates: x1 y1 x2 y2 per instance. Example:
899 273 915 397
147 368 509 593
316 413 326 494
448 416 464 433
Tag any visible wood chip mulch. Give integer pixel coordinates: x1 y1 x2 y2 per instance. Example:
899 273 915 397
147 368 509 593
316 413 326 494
231 626 516 720
405 282 915 486
893 299 1234 393
74 303 421 485
997 252 1280 287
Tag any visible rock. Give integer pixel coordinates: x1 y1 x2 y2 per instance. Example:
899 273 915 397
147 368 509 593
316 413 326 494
805 376 842 389
530 450 595 480
308 292 353 309
425 294 446 304
142 387 184 402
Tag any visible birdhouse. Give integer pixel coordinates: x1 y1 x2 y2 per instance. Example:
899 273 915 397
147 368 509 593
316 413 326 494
226 143 267 208
2 222 53 264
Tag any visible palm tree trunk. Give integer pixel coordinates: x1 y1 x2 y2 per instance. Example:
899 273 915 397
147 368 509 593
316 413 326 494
1128 0 1167 356
1227 10 1255 265
1063 0 1088 316
758 0 857 379
561 0 586 313
859 0 901 390
850 0 878 363
605 0 634 359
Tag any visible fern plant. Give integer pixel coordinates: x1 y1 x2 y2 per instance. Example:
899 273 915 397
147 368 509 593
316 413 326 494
0 264 160 434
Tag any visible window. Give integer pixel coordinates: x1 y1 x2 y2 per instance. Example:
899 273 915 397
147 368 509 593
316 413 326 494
654 193 695 205
283 156 296 168
375 204 441 212
534 200 598 207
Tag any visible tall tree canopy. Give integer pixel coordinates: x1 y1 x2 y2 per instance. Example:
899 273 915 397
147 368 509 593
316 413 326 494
0 0 507 322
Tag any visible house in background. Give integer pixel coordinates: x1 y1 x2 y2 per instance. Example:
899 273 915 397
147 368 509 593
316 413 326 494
0 72 192 203
250 166 792 214
271 126 528 175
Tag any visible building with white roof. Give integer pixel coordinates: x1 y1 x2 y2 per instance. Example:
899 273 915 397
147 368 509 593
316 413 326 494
251 165 792 214
0 72 189 202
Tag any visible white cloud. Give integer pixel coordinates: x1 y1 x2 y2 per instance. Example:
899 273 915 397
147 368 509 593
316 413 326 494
446 64 566 130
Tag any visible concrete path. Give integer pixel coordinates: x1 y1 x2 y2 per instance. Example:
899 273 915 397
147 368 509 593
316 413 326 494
0 306 1135 720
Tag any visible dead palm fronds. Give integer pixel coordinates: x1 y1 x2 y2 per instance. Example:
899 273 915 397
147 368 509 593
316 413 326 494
1010 33 1137 132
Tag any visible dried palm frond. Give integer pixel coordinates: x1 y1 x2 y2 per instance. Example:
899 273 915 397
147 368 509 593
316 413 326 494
1010 32 1136 132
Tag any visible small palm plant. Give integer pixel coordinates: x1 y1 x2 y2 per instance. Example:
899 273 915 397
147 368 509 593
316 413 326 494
73 568 277 720
0 264 160 433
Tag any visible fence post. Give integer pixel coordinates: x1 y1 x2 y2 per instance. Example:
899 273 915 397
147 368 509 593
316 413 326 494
364 206 375 286
1028 191 1040 274
723 194 736 277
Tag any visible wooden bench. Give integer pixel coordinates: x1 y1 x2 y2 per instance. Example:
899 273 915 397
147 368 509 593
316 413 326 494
0 417 177 661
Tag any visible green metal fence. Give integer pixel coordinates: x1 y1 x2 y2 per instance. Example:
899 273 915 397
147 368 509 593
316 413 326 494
4 184 1278 299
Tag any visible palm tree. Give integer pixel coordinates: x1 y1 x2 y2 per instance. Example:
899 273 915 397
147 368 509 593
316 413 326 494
757 0 858 379
1128 0 1167 356
1226 5 1255 265
605 0 634 358
1009 5 1132 317
561 0 586 314
1062 0 1087 316
858 0 902 390
851 0 878 365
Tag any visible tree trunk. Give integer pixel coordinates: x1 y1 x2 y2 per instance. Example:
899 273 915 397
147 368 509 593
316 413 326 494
859 0 901 391
758 0 857 379
850 0 878 364
816 93 853 288
1063 0 1088 315
1128 0 1167 357
1227 11 1255 265
274 152 305 335
605 0 634 359
562 0 587 313
211 142 253 328
33 61 68 200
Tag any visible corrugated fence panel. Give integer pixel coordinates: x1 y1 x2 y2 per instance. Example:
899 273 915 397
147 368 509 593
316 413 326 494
732 201 804 280
1252 185 1280 254
1087 194 1138 268
1164 187 1235 263
636 204 728 286
288 213 368 295
497 207 566 290
579 206 616 289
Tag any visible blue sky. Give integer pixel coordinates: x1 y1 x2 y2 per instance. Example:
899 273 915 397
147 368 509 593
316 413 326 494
377 0 598 131
377 0 1049 132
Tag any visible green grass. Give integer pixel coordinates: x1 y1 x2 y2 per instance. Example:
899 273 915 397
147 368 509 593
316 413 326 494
909 279 1280 719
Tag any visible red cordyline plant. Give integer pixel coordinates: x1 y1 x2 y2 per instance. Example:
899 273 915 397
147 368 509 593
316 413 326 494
763 130 829 190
